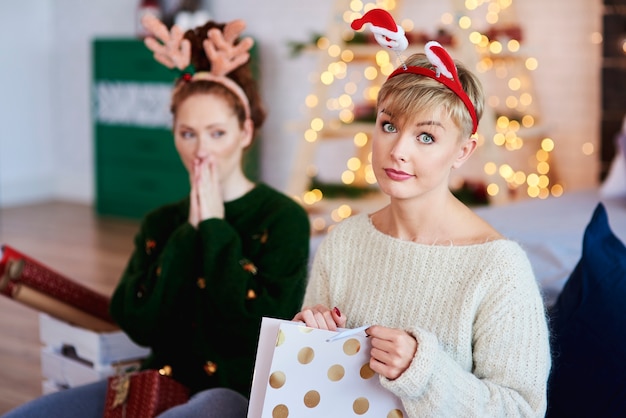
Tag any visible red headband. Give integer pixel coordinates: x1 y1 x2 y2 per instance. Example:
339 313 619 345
349 8 478 135
388 41 478 134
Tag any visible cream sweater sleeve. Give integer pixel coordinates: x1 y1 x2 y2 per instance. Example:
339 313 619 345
302 232 332 309
380 248 551 417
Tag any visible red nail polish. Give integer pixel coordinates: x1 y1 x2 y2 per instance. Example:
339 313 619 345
333 307 341 317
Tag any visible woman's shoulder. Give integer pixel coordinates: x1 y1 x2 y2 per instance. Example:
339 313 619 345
324 213 371 241
141 197 189 229
144 196 186 216
473 239 536 286
477 238 528 258
451 202 505 244
254 183 297 202
252 183 309 216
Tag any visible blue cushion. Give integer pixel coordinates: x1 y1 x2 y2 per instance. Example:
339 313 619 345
547 203 626 417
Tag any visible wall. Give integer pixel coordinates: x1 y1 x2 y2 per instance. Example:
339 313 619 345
515 0 603 189
208 0 334 195
50 1 138 203
0 0 136 207
0 1 55 205
0 0 603 208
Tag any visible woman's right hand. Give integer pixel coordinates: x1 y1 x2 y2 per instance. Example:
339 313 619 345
292 305 346 331
188 159 202 228
189 157 224 228
194 155 224 220
189 182 200 228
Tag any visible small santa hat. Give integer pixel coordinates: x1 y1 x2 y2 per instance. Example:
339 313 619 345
424 41 455 80
351 8 406 51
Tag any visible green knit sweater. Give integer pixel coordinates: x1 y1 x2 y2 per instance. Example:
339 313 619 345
110 183 310 397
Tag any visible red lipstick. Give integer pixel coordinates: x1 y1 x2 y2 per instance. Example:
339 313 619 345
384 168 414 181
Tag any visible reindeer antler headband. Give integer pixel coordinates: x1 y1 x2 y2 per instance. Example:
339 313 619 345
141 14 252 120
351 9 478 134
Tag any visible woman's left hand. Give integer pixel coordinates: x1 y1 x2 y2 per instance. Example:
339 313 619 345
195 156 224 220
366 325 418 380
292 305 346 331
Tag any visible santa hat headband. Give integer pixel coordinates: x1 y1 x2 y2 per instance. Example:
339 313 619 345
351 9 478 134
388 42 478 134
351 8 408 52
141 14 251 120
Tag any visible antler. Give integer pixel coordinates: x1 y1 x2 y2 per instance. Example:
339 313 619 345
202 19 254 76
142 14 191 70
141 14 254 119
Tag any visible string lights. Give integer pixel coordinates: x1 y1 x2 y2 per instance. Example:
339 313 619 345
299 0 563 232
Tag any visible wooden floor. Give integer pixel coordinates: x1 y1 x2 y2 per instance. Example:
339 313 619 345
0 201 139 414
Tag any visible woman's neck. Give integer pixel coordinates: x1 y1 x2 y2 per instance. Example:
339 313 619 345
371 191 503 246
372 192 460 245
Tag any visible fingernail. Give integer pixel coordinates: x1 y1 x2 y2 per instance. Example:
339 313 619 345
333 307 341 317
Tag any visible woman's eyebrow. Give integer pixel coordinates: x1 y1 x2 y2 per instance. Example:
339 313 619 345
379 109 445 131
415 120 445 130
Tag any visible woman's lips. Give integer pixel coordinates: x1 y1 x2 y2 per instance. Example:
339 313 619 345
384 168 414 181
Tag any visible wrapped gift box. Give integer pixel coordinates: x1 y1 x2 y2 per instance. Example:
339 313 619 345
1 244 114 325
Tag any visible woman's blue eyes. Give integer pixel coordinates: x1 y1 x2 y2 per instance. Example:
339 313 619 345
181 131 195 139
381 122 397 133
381 122 435 144
417 133 434 144
179 130 225 139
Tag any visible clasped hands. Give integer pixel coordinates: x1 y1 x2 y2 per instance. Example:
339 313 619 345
189 156 224 228
293 304 418 380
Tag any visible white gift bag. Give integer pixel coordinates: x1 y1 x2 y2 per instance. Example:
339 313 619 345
248 317 406 417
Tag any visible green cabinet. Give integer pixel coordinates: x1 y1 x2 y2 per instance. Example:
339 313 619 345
92 38 259 219
93 38 187 219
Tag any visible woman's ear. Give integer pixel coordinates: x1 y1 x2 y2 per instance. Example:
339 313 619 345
240 119 254 148
452 137 477 169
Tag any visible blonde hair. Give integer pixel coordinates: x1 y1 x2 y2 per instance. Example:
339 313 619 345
377 53 485 139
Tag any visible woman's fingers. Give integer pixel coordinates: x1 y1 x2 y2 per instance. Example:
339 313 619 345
199 157 224 219
294 305 341 330
366 325 417 380
188 184 199 228
331 306 347 328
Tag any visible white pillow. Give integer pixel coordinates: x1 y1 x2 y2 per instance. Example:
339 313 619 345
600 133 626 199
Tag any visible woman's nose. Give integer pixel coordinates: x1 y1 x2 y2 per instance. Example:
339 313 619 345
390 136 409 162
195 137 211 158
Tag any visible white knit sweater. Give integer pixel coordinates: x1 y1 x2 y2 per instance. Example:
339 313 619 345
304 213 551 417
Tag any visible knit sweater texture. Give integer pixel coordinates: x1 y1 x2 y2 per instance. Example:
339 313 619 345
303 213 551 417
110 183 310 397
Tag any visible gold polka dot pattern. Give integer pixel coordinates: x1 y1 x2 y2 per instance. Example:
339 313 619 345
269 371 286 389
343 338 361 355
327 364 345 381
303 390 320 408
360 362 375 379
353 397 370 414
272 404 288 418
297 347 315 364
258 320 406 417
